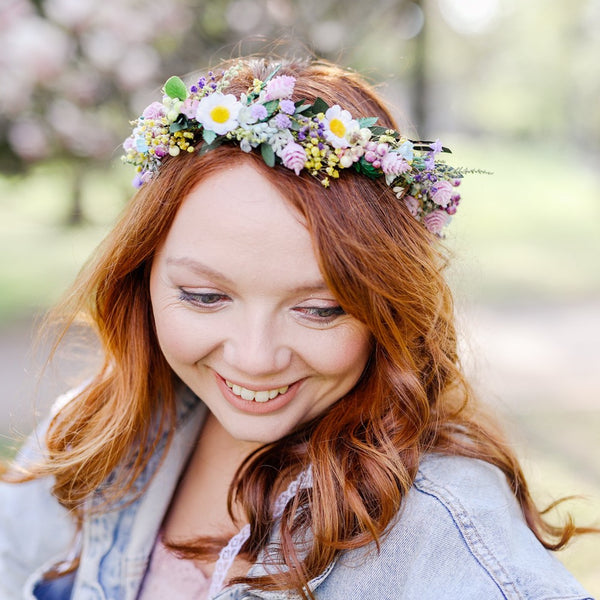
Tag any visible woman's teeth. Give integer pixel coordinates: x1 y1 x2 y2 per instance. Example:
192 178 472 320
225 380 289 402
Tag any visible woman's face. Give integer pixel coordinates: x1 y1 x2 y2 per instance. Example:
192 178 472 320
150 161 371 446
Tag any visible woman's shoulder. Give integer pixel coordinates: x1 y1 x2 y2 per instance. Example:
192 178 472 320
316 454 593 600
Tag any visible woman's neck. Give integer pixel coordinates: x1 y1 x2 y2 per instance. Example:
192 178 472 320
162 412 259 542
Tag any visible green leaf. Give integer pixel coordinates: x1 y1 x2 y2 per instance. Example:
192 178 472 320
164 76 188 101
358 117 378 128
169 114 189 133
262 64 282 84
263 100 279 117
369 125 395 138
354 157 382 179
311 97 329 114
260 143 275 167
294 100 312 115
203 129 217 145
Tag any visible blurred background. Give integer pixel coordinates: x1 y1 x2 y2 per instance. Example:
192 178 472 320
1 0 599 590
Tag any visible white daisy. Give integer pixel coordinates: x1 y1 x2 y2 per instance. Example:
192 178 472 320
322 105 359 148
196 93 242 135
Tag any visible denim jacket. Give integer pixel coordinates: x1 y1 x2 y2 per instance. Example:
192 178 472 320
0 387 594 600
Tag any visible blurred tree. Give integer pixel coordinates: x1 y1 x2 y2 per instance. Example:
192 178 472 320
0 0 194 223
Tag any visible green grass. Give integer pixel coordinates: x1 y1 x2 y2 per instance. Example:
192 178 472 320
445 137 600 302
0 163 126 321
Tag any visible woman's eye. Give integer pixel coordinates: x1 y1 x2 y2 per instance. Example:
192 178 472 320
297 305 346 321
179 290 228 307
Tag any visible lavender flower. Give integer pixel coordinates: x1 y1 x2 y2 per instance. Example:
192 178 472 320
279 99 296 115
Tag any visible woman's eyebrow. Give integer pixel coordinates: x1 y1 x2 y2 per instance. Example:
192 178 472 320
165 257 235 285
165 256 331 295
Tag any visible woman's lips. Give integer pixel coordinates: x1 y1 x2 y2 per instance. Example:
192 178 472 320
215 373 302 414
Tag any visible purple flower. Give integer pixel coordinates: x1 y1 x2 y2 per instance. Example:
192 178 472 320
424 210 450 235
142 102 166 120
264 75 296 100
424 154 436 170
430 138 443 155
281 141 306 175
273 113 292 129
279 99 296 115
250 104 268 121
133 170 153 188
431 180 454 207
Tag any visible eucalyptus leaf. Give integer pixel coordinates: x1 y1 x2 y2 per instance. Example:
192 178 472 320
198 138 223 156
260 143 275 167
203 129 217 145
169 115 189 133
358 117 378 128
164 76 188 101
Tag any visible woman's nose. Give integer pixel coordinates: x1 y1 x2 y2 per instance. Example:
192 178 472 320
222 312 292 376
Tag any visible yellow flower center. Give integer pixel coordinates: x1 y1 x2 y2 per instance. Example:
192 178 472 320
329 118 346 138
210 106 230 124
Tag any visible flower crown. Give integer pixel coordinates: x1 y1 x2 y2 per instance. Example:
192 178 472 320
122 64 472 235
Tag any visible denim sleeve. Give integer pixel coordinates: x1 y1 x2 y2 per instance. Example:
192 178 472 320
0 411 78 599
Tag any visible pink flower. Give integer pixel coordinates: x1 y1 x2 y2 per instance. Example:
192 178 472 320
281 141 306 175
404 196 420 217
381 152 410 176
123 136 136 152
154 145 169 158
264 75 296 100
431 180 454 208
180 97 199 118
142 102 166 120
424 210 450 235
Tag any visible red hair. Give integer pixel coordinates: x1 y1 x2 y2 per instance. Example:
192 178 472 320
4 57 592 596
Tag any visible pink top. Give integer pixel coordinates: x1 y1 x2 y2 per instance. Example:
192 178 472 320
137 536 211 600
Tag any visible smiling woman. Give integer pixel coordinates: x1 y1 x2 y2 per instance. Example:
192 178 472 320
0 56 596 600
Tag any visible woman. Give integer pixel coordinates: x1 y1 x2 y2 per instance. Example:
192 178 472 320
0 57 594 599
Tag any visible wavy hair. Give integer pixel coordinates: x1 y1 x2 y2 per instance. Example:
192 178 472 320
4 57 592 596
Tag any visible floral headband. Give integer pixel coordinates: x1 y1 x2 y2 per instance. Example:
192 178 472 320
122 64 473 236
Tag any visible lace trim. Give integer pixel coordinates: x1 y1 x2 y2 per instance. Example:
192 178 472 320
208 465 313 598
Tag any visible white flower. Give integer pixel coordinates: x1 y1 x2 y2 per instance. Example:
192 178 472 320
196 93 242 135
322 105 359 149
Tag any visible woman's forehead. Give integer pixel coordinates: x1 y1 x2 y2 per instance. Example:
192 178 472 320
158 162 325 289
